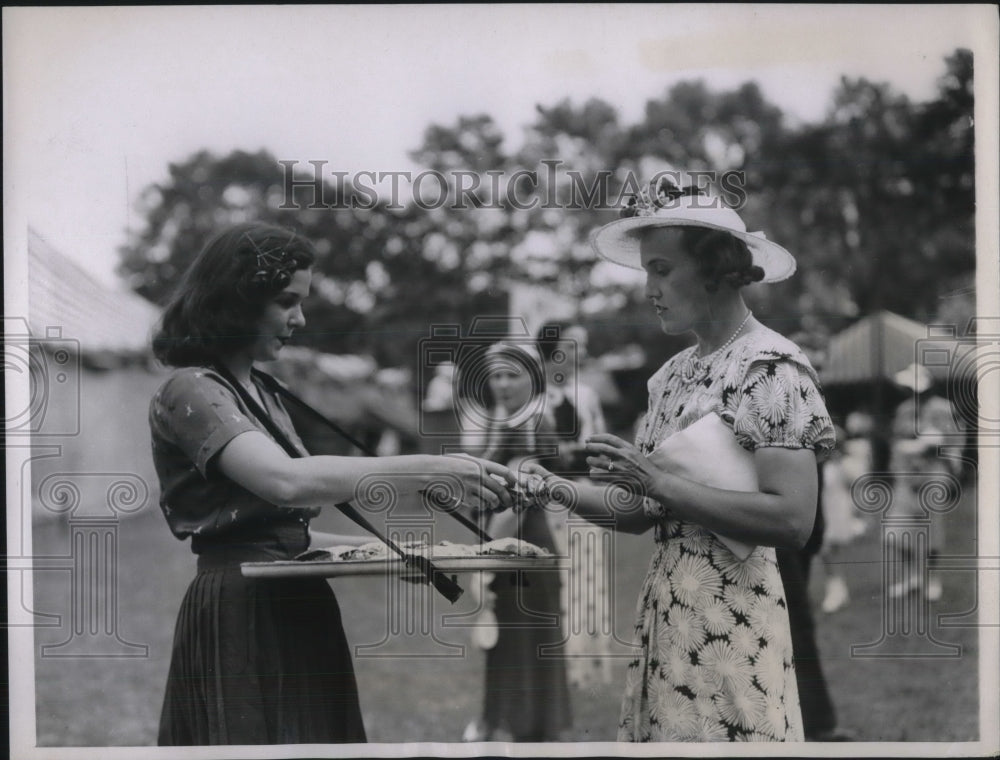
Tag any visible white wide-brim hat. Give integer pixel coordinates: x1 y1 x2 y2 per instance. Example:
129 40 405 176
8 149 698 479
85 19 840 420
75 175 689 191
590 194 796 283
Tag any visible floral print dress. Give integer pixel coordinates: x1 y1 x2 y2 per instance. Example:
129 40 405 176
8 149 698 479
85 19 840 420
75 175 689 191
617 325 835 742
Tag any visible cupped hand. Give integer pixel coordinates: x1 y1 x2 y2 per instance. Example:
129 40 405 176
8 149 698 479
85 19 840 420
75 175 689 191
584 433 661 497
518 461 572 507
434 454 516 513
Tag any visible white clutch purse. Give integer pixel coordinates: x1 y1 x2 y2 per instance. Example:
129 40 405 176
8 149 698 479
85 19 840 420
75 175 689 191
647 412 758 560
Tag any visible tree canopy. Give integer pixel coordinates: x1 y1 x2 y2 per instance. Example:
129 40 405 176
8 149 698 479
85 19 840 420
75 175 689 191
119 49 976 370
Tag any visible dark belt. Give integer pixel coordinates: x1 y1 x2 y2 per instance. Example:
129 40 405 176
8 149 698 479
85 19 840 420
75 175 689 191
194 521 310 571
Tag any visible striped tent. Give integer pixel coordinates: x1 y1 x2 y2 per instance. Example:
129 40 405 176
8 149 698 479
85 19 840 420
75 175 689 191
820 310 951 386
27 227 161 360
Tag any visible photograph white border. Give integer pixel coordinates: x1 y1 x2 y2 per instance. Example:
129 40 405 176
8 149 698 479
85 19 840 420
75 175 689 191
5 5 999 758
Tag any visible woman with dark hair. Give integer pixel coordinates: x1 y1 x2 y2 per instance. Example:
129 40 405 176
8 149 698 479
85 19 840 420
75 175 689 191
523 181 835 741
458 341 572 742
150 222 513 745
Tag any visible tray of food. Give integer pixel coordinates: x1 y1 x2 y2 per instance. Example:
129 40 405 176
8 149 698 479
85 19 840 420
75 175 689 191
241 537 568 578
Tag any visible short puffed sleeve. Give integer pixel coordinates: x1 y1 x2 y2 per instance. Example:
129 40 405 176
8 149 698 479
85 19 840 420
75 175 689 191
722 358 836 456
150 369 259 476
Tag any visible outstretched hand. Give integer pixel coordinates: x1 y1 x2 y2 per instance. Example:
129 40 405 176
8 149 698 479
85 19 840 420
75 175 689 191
421 453 515 514
510 461 558 510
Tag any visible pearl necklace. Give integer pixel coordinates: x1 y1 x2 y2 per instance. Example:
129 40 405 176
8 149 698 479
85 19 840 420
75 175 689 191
680 310 753 384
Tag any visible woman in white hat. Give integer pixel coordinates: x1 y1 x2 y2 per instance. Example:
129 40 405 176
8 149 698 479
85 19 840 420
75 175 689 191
523 180 835 741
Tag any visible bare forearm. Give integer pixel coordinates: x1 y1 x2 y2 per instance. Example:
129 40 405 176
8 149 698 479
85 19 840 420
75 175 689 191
548 478 654 535
582 435 819 550
218 431 513 514
650 472 813 549
272 454 443 509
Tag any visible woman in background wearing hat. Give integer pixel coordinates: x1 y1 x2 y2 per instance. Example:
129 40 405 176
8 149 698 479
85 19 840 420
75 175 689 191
458 340 572 742
523 179 835 741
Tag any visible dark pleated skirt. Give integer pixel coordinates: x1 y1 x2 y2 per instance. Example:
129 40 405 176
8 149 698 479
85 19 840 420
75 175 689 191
482 509 571 741
158 564 366 745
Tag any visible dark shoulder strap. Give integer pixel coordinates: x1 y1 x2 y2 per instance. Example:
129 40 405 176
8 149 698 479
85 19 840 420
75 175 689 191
265 371 498 545
252 368 376 456
554 395 581 441
253 369 491 542
212 363 464 603
212 364 303 459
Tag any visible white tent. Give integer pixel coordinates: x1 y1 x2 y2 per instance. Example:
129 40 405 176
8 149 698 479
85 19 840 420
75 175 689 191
21 228 166 518
27 227 161 359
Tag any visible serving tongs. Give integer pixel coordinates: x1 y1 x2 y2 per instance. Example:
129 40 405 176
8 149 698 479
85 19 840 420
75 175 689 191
253 369 495 543
333 500 464 603
213 365 466 601
239 368 510 602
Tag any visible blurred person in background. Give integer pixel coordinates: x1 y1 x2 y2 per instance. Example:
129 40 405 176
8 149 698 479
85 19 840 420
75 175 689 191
843 411 875 476
889 363 960 601
423 360 457 414
149 222 513 745
536 322 607 470
774 456 855 741
458 340 572 742
817 426 867 614
536 322 614 690
523 180 836 741
775 339 855 739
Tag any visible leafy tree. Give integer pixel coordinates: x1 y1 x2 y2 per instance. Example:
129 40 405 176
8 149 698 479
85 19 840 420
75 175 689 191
121 50 975 383
118 149 371 354
758 50 974 328
117 148 506 362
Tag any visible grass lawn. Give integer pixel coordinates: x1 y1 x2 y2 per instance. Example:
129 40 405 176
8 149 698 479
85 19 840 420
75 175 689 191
32 482 980 745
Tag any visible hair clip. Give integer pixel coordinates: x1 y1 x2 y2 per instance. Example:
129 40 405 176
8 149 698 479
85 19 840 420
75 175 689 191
242 230 299 292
